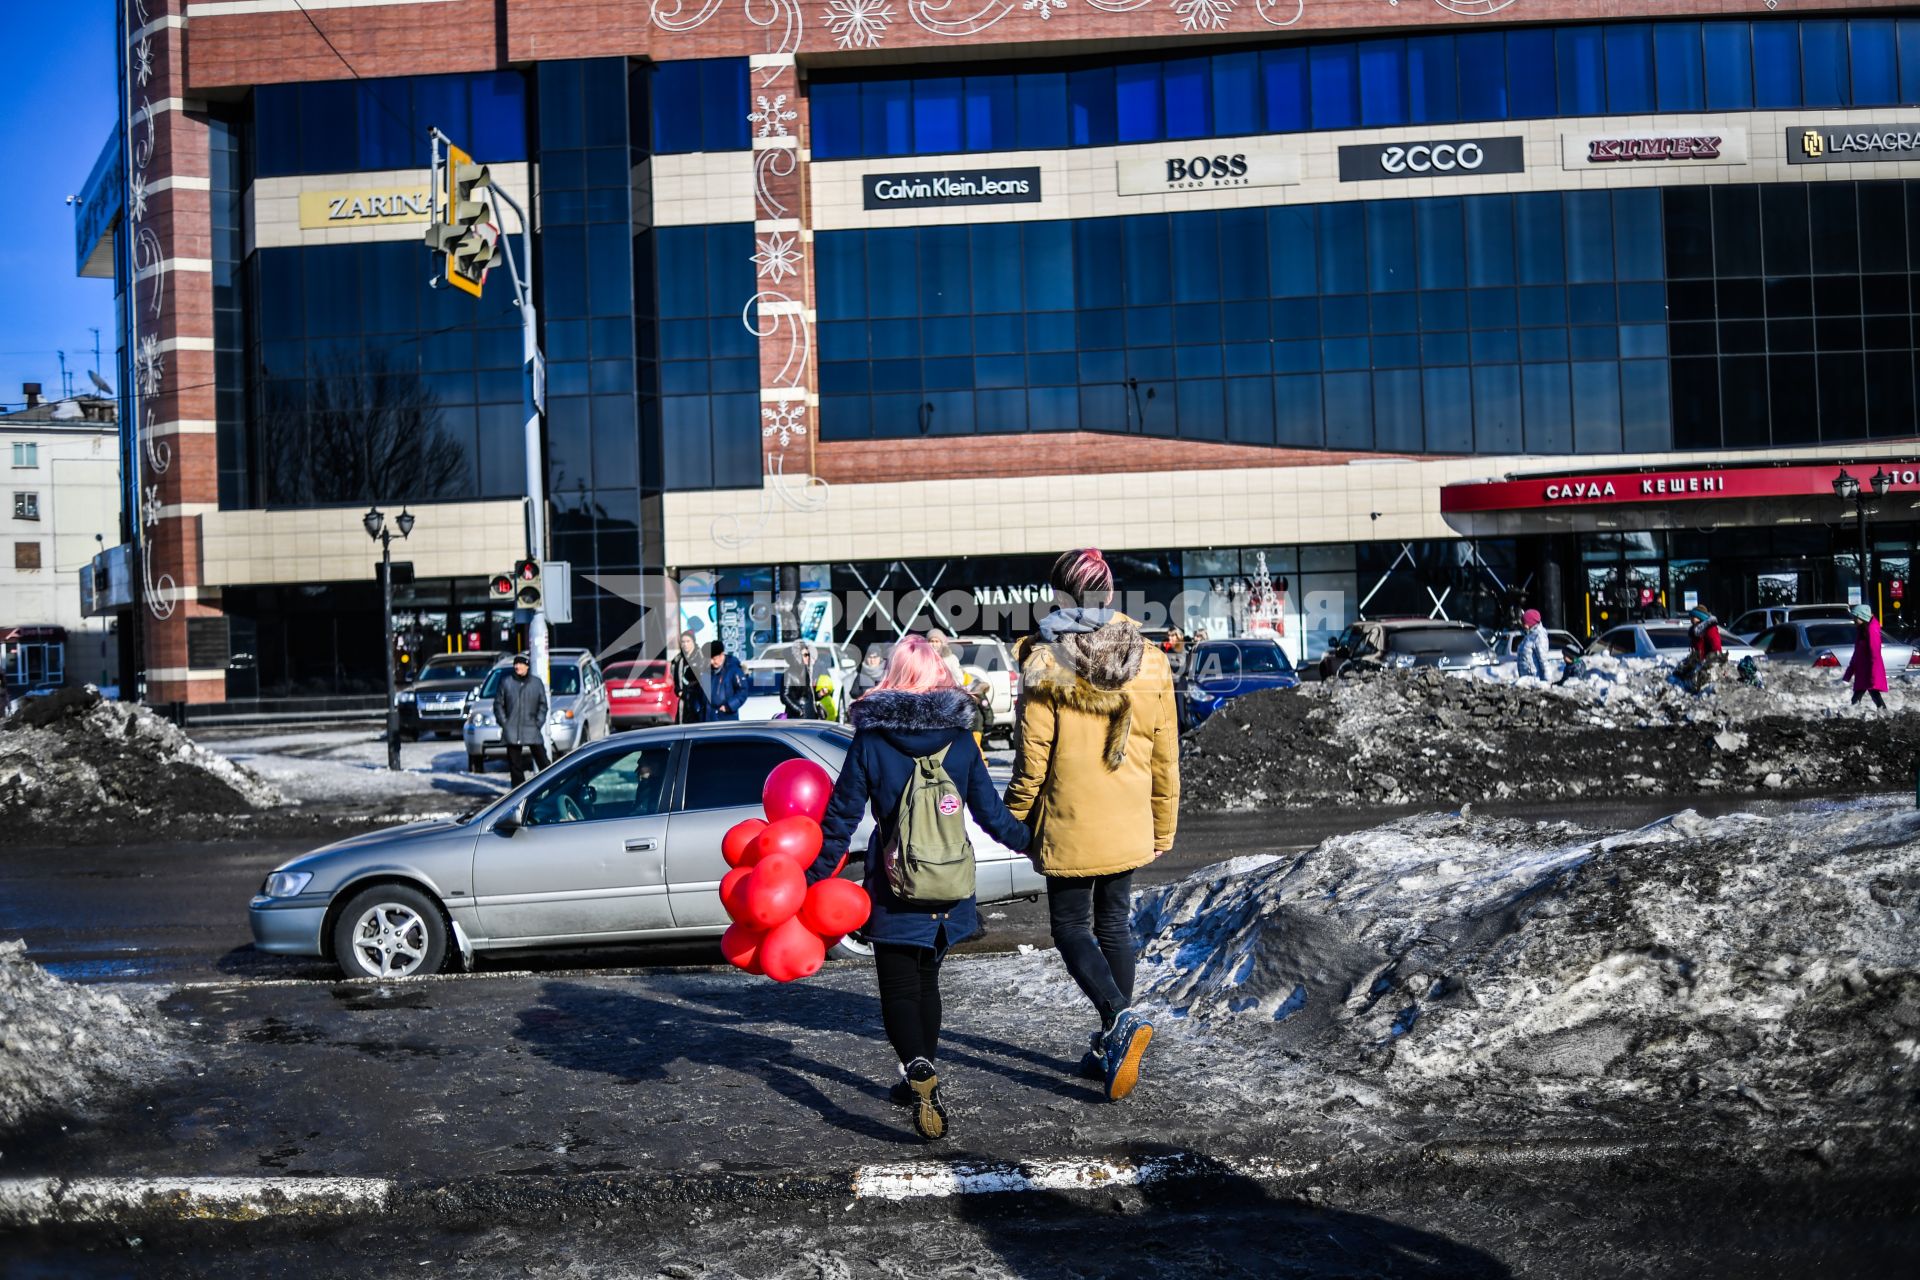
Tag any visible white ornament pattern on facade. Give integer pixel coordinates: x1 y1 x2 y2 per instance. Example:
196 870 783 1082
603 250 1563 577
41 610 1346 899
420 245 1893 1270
1253 0 1303 25
761 400 809 448
822 0 895 48
1022 0 1065 20
749 93 799 137
907 0 1015 38
753 231 802 283
136 334 163 397
1174 0 1233 31
133 36 153 86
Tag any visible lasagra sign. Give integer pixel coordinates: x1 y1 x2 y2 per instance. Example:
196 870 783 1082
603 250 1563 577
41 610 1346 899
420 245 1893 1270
1561 129 1748 169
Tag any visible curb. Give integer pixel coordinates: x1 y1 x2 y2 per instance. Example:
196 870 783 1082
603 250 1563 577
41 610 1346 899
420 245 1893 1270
0 1177 393 1226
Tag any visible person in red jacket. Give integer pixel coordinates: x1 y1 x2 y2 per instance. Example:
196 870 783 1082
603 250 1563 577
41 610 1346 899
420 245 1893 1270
1688 607 1725 662
1842 603 1888 709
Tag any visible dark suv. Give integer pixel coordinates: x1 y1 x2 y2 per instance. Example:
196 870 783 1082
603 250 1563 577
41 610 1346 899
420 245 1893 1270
396 652 502 739
1320 620 1494 678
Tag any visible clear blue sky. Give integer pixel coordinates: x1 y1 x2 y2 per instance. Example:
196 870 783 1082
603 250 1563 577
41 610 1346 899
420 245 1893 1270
0 2 116 411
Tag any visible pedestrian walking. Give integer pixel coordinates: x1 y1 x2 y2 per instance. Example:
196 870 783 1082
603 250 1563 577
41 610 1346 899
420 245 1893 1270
926 629 966 687
1679 606 1726 693
704 641 749 721
671 631 708 724
782 643 822 719
850 646 887 706
1006 548 1179 1102
1843 603 1888 709
807 636 1032 1141
1514 608 1552 681
494 653 551 787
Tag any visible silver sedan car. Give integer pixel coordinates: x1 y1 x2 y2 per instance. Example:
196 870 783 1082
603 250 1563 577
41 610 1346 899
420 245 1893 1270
1589 621 1763 665
250 721 1043 978
1749 619 1918 676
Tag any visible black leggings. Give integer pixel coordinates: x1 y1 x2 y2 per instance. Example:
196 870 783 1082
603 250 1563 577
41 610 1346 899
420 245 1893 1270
1854 687 1887 708
1046 871 1136 1029
873 942 944 1065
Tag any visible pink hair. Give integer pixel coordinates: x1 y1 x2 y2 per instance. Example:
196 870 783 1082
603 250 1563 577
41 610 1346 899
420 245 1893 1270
873 635 958 695
1049 548 1115 608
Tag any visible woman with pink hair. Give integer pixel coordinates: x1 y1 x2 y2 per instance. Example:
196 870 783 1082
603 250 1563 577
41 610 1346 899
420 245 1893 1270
805 635 1031 1141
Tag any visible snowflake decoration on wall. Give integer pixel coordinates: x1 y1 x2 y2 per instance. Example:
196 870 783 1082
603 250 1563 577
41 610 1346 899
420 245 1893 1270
133 36 153 87
749 94 799 139
143 485 162 528
1022 0 1066 19
822 0 895 49
129 173 149 222
136 334 163 396
1174 0 1235 31
762 400 809 448
753 232 802 284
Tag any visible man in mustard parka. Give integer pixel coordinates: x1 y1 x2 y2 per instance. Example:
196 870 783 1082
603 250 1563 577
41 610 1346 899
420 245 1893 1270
1006 548 1179 1103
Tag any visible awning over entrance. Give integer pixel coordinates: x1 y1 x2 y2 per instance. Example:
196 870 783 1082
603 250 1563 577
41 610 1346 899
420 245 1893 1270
1440 459 1920 538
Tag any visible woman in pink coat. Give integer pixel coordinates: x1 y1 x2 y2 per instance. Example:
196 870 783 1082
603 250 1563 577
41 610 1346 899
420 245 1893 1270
1841 604 1887 709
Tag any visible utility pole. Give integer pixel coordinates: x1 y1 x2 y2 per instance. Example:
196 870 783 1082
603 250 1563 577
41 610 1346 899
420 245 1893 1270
365 506 415 770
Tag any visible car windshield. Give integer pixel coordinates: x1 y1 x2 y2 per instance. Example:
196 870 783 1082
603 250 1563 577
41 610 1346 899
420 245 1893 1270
604 660 667 681
419 656 493 681
1238 645 1293 673
1646 629 1693 651
1386 628 1486 656
1804 623 1856 647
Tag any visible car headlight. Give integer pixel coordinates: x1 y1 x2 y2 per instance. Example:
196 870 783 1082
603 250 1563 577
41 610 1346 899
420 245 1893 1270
262 871 312 898
1391 653 1417 668
1186 686 1208 700
550 708 574 723
396 691 415 703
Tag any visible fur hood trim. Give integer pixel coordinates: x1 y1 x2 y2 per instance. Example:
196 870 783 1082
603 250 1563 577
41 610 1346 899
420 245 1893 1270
850 687 976 732
1016 618 1148 771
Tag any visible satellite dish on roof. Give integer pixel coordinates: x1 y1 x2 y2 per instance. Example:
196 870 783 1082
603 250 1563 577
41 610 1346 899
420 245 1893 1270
88 370 113 396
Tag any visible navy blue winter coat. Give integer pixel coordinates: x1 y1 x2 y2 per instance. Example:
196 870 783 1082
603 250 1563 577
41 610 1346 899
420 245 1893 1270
704 655 750 721
808 687 1031 950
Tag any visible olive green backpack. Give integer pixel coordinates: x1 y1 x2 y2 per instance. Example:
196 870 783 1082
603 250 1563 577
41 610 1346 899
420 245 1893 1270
882 745 976 904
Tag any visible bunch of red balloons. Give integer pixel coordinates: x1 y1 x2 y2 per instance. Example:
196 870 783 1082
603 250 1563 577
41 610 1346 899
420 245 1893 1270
718 758 871 983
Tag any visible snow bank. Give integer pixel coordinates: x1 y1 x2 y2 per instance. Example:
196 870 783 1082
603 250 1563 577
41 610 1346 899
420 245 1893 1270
1133 797 1920 1118
0 687 284 839
0 940 176 1130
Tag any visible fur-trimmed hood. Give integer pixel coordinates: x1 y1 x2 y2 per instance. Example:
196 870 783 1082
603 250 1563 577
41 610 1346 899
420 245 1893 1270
1015 614 1150 770
849 687 977 733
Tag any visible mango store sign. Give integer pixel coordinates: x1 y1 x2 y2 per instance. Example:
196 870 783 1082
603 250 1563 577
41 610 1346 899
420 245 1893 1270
297 188 431 229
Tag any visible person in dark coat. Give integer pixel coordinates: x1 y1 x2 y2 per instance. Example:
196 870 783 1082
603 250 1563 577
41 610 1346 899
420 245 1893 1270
848 646 887 708
781 642 822 720
807 635 1031 1141
670 630 708 724
493 653 550 786
703 641 749 721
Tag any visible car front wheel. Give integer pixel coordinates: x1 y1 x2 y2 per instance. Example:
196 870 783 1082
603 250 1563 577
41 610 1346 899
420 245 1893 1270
331 884 448 980
828 933 874 962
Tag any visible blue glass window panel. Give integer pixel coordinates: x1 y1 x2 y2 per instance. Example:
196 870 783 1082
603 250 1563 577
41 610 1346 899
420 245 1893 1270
1703 23 1755 110
1522 363 1573 452
1619 325 1667 358
1423 331 1470 365
546 361 590 397
1371 293 1418 334
1022 222 1074 311
1322 295 1369 337
823 394 876 444
1901 20 1920 104
1471 330 1517 364
1367 203 1415 293
360 78 415 170
254 86 301 178
1569 327 1618 360
1323 372 1372 448
920 390 973 435
709 314 755 359
661 396 714 486
1464 195 1515 287
973 313 1023 355
870 392 924 438
1416 199 1465 290
1373 334 1421 368
1079 349 1126 384
1223 299 1267 339
660 362 709 394
1079 309 1126 349
1569 283 1616 326
1611 189 1663 281
1268 208 1317 297
1310 44 1360 129
590 358 633 395
1163 58 1210 140
1274 374 1324 447
1176 380 1225 440
1619 360 1671 451
1318 211 1365 296
1027 312 1076 352
1116 64 1162 143
710 358 759 395
1469 288 1516 328
1127 346 1174 382
818 320 865 361
1173 303 1222 345
1223 343 1270 375
1359 40 1408 127
918 226 970 316
1515 193 1566 285
661 319 708 360
1017 73 1069 149
301 81 358 173
1506 29 1556 117
1075 221 1124 308
922 357 975 391
649 64 700 152
1801 20 1849 107
1171 212 1221 303
1654 23 1706 111
1851 20 1898 106
1272 299 1320 340
700 60 749 150
1322 338 1370 371
581 60 629 149
1128 306 1173 347
1563 191 1615 284
1225 376 1274 444
1519 287 1567 327
540 62 584 150
1473 364 1523 452
1421 290 1467 331
819 362 869 394
1371 369 1422 451
1124 216 1172 305
1557 28 1606 116
862 80 911 155
816 234 864 319
1217 210 1268 301
915 78 963 153
1453 33 1508 121
1752 22 1801 108
541 149 584 192
1618 282 1666 323
582 147 626 187
1030 386 1079 432
1080 383 1126 430
869 318 917 359
1406 35 1457 124
970 225 1021 310
1521 328 1569 362
1273 341 1320 374
1212 52 1259 136
543 227 589 317
1423 366 1474 451
1572 361 1622 451
1069 67 1117 147
866 229 917 318
923 315 972 357
870 358 922 392
1262 48 1310 132
809 82 859 157
1604 25 1655 113
964 75 1016 151
1175 346 1223 379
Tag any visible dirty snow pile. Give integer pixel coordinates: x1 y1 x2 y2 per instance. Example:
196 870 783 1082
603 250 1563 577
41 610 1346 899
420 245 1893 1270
0 940 175 1130
1182 661 1920 809
0 686 284 839
1133 797 1920 1132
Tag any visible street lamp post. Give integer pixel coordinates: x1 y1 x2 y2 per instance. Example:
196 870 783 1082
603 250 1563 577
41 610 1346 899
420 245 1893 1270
1832 468 1892 611
364 505 416 771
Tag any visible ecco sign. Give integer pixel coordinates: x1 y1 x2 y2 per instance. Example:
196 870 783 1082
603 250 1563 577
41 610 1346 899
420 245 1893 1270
862 167 1042 210
296 188 431 229
1789 125 1920 164
1338 136 1524 182
1116 149 1301 197
1562 129 1748 169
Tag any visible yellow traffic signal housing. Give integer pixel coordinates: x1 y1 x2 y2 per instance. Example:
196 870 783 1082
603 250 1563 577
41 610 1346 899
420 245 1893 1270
428 142 498 298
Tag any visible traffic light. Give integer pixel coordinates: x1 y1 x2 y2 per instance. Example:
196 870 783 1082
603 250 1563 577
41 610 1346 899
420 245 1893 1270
426 141 498 298
488 571 515 603
513 559 542 608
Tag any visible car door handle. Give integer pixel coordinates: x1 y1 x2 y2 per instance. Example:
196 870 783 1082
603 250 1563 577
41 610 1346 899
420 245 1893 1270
625 838 659 853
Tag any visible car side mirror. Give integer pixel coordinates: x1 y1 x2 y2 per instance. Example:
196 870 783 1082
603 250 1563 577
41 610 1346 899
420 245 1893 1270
493 803 524 837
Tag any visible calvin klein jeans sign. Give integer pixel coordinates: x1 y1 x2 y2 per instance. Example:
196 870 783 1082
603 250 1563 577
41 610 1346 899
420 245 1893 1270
1116 150 1303 196
1337 136 1525 182
862 167 1043 210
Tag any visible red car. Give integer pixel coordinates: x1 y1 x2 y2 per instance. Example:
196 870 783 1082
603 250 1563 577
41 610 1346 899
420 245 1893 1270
603 659 678 727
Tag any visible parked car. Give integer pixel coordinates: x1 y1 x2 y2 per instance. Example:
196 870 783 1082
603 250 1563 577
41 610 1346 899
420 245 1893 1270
1179 638 1299 728
948 635 1019 743
603 659 678 727
737 658 794 720
1587 620 1763 665
1728 604 1860 644
462 650 612 770
1323 619 1496 678
1487 629 1585 680
395 651 502 740
756 641 858 711
1749 618 1920 677
248 722 1044 978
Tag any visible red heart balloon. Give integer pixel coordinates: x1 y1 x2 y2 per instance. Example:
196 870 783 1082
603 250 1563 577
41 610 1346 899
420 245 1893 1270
722 818 768 868
719 866 754 922
763 758 833 824
748 815 823 868
799 877 871 938
759 915 827 983
740 853 807 931
719 921 763 972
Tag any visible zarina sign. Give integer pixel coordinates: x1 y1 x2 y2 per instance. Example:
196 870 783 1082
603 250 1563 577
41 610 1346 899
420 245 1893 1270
862 167 1041 210
1338 136 1524 181
1116 150 1302 196
1441 463 1920 515
296 189 431 229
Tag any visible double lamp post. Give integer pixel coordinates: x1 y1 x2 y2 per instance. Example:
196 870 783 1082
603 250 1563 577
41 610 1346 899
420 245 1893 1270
365 505 415 771
1832 467 1892 611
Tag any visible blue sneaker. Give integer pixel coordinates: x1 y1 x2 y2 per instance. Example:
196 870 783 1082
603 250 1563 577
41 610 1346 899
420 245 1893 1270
1076 1029 1106 1081
1101 1008 1154 1101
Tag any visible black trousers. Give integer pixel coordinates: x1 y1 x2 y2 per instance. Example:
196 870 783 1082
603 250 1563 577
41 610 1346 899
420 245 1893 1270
505 739 552 787
1046 871 1137 1029
1853 687 1887 708
873 942 944 1065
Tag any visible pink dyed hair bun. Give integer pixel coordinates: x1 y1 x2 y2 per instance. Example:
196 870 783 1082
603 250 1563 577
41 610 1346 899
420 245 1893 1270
1049 548 1115 608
